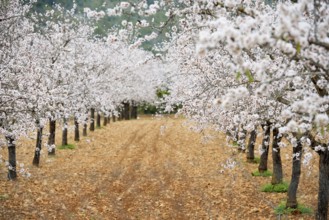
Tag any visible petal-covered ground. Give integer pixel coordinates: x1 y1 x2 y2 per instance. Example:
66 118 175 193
0 116 319 219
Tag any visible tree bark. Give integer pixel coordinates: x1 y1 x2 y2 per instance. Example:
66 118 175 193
258 122 271 173
247 129 257 162
6 136 17 180
271 127 283 185
103 114 108 126
112 114 116 122
316 149 329 220
83 122 87 136
123 102 130 120
74 117 80 141
97 112 101 128
286 139 302 209
131 105 138 119
48 119 56 155
32 123 43 166
62 118 68 146
90 108 95 131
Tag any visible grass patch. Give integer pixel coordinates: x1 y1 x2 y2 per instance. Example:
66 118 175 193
252 170 272 177
248 157 260 164
261 182 289 193
0 194 9 200
275 201 313 215
58 144 75 150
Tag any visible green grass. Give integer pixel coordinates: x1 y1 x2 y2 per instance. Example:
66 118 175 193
248 157 260 164
274 201 313 215
0 194 9 200
58 144 75 150
252 170 272 177
261 182 289 193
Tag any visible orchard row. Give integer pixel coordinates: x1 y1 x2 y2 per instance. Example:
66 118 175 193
1 0 329 219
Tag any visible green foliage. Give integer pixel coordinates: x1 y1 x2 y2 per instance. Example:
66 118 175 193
296 42 301 55
245 69 254 83
58 144 75 150
236 71 241 80
156 88 170 99
138 104 157 114
252 170 272 177
274 201 313 215
261 182 289 193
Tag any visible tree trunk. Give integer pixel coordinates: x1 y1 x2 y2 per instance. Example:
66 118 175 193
48 119 56 155
316 149 329 220
131 105 138 119
32 124 43 166
258 122 271 173
103 115 108 126
286 139 302 209
62 118 68 146
124 102 130 120
112 115 116 122
271 127 283 185
83 123 87 136
97 112 101 128
74 117 80 141
90 108 95 131
247 129 257 162
6 136 17 180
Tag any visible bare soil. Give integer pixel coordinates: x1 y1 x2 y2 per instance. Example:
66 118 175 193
0 116 319 219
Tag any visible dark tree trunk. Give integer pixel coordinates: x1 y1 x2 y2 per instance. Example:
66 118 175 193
6 136 17 180
112 115 116 122
271 127 283 185
90 108 95 131
131 105 138 119
74 117 80 142
286 139 302 209
97 112 101 128
32 124 43 166
103 115 108 126
107 115 111 124
62 118 68 146
247 129 257 162
48 119 56 155
316 150 329 220
124 102 130 120
258 122 271 173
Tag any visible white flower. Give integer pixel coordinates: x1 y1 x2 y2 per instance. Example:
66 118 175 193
314 114 329 127
120 2 130 9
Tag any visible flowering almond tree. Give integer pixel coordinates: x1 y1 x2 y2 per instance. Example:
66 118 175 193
0 0 37 180
156 0 328 218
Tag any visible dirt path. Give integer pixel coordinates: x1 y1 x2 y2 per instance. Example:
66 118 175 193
0 116 318 219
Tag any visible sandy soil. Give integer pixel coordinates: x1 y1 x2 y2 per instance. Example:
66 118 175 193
0 116 320 219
